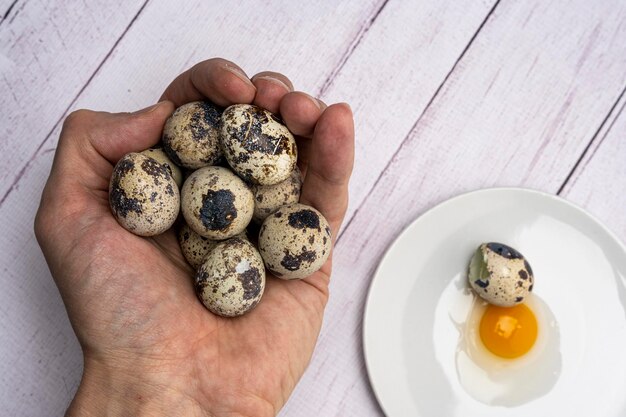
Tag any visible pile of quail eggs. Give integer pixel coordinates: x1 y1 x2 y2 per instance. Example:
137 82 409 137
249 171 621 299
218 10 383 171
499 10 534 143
109 101 332 317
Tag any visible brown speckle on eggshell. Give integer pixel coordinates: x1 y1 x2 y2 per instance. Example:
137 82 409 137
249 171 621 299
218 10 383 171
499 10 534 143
251 168 302 223
141 147 183 188
468 242 534 307
179 223 249 270
162 101 222 169
109 152 179 236
195 237 265 317
258 203 332 279
220 104 297 185
181 166 254 240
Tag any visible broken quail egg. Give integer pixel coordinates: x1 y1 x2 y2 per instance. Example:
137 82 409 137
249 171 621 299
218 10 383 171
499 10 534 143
258 203 332 279
468 242 534 307
162 101 222 169
109 152 180 236
251 168 302 223
195 237 265 317
141 147 183 188
178 223 248 270
220 104 297 185
181 166 254 240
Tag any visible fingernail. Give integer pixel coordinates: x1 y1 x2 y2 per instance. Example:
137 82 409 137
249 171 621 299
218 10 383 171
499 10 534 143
304 93 323 110
252 75 293 92
134 101 166 114
223 63 255 87
337 102 352 112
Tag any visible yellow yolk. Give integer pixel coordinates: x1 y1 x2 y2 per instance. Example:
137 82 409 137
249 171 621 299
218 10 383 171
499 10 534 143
479 303 538 359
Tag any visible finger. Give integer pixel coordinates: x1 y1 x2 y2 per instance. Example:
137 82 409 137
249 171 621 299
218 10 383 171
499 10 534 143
251 71 293 114
295 136 311 177
160 58 256 107
280 91 325 138
36 102 175 259
52 102 175 194
299 103 354 237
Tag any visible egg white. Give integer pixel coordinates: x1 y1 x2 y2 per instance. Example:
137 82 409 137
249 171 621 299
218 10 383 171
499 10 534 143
455 293 562 406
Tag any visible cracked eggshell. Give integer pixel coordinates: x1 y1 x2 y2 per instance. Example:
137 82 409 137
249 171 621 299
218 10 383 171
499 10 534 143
141 148 183 188
109 152 179 236
258 203 332 280
468 242 534 307
220 104 297 185
178 223 248 270
251 168 302 223
162 101 222 169
181 166 254 240
195 237 265 317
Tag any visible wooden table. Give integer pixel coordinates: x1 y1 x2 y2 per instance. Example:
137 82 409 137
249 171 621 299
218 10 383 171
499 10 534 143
1 1 625 415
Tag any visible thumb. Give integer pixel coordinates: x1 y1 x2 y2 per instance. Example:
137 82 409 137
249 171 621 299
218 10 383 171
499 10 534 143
46 101 175 201
62 101 176 164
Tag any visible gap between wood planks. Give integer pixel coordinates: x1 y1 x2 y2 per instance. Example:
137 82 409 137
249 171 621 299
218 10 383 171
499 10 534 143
317 0 391 97
0 0 151 208
0 0 389 208
336 0 502 244
0 0 20 26
557 82 626 195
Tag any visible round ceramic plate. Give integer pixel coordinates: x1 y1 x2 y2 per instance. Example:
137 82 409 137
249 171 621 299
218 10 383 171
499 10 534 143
363 188 626 416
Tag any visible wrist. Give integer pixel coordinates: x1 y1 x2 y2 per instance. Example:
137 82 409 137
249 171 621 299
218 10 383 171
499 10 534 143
67 356 207 417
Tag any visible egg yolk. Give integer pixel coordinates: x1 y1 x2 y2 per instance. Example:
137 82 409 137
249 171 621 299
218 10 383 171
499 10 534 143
479 303 538 359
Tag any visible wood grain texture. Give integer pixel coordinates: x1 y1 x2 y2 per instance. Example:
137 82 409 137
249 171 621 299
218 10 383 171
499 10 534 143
0 147 82 416
0 0 386 206
0 0 149 202
1 0 625 415
0 1 386 415
331 0 626 231
318 0 498 233
561 87 626 243
0 0 19 23
289 0 626 416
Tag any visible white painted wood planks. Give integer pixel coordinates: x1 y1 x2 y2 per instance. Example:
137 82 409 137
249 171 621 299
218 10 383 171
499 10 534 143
0 0 148 200
287 0 626 415
562 89 626 243
1 0 625 415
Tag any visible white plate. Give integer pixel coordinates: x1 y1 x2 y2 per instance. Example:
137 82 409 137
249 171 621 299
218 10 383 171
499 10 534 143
363 188 626 417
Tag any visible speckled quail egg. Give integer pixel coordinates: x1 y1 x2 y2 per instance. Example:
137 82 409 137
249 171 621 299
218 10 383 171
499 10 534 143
251 168 302 223
109 152 180 236
141 147 183 188
468 242 534 307
178 223 248 270
220 104 297 185
258 203 332 279
162 101 222 169
195 237 265 317
181 166 254 240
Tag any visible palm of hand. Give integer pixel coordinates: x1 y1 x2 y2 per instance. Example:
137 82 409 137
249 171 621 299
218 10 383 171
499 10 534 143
75 207 326 413
36 59 353 416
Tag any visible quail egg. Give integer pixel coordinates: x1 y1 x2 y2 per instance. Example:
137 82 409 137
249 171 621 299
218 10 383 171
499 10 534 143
455 292 561 406
178 223 219 270
195 237 265 317
109 152 179 236
181 166 254 240
220 104 297 185
178 223 248 270
251 168 302 223
141 147 183 188
162 101 222 169
258 203 332 279
468 242 534 307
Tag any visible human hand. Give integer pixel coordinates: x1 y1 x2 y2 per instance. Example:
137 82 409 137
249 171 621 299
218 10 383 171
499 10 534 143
34 58 354 417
